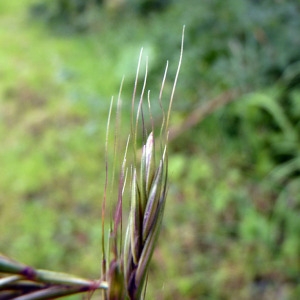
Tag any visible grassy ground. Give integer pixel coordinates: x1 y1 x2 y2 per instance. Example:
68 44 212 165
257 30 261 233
1 1 300 299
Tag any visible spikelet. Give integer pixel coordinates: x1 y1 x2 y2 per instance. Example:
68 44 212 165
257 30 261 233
105 26 184 300
124 134 168 299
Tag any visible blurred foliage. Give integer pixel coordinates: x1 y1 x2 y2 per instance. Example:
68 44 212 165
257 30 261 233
30 0 172 33
1 0 300 299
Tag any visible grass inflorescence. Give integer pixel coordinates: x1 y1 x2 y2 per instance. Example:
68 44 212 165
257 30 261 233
102 27 184 300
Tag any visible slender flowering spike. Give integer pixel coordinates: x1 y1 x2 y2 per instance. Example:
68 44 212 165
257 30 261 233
124 136 168 300
135 159 167 295
111 27 183 300
137 148 168 290
136 192 167 293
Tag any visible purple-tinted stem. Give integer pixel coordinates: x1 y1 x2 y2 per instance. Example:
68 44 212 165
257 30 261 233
21 266 36 280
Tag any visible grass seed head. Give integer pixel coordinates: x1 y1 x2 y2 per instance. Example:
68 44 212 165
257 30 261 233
106 26 184 300
124 134 168 299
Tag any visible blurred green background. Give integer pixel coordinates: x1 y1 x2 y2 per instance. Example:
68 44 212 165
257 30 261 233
1 0 300 299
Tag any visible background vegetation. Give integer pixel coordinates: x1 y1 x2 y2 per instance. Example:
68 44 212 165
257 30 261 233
1 0 300 299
